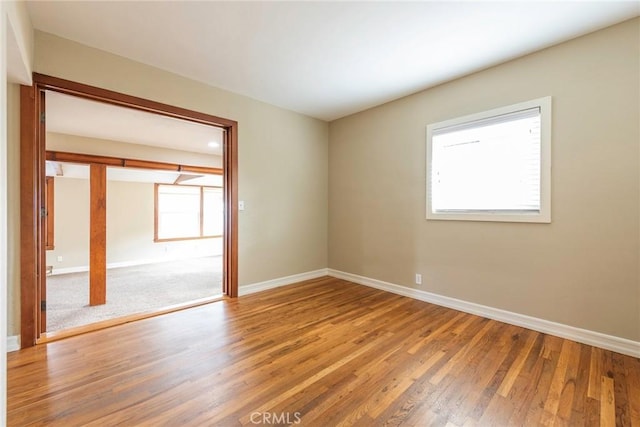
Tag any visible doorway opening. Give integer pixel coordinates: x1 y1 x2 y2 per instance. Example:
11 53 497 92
20 74 238 347
45 159 224 333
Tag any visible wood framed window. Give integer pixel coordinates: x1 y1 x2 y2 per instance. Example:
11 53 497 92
154 184 223 242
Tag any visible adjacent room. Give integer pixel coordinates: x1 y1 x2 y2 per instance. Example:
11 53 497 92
45 162 224 331
2 1 639 426
43 91 225 333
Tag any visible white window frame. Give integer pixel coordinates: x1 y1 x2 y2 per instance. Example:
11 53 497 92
426 96 552 223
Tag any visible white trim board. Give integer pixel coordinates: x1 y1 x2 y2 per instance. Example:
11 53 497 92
50 255 222 276
239 269 329 296
7 336 20 353
328 269 640 358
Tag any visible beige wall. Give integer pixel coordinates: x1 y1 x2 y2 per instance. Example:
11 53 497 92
5 0 33 84
46 178 221 272
4 1 33 417
46 177 89 269
329 18 640 341
33 30 330 282
6 31 329 336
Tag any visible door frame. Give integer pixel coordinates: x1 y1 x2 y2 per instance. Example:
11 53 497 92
20 73 238 348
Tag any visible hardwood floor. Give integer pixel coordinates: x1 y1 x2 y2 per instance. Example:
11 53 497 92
7 277 640 426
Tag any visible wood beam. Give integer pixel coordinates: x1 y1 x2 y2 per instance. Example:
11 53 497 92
123 158 179 171
46 150 223 176
89 164 107 306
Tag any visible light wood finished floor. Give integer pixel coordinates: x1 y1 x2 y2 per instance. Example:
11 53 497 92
7 277 640 426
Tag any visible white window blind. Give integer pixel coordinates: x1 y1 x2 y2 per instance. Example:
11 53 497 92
426 96 551 223
431 107 541 212
155 184 224 240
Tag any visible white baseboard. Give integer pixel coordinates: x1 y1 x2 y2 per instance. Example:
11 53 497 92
50 254 222 276
7 335 19 352
50 265 89 275
328 269 640 358
239 269 329 296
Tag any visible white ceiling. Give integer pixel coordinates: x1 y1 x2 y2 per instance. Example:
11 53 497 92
46 91 224 155
28 1 639 121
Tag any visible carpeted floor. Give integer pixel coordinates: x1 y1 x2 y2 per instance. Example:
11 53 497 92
46 256 222 332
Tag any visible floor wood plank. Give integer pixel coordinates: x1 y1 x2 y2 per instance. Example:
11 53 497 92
600 376 616 427
7 277 640 426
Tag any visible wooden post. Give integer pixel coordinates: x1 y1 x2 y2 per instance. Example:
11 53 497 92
89 164 107 306
20 84 38 346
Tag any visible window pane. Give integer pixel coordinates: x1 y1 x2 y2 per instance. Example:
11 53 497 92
158 213 200 239
203 187 223 236
431 110 541 212
157 185 201 239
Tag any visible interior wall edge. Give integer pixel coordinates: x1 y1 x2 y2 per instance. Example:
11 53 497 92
5 0 33 85
1 1 10 422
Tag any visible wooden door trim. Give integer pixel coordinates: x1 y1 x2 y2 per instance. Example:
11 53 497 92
20 84 38 347
20 73 239 348
32 73 236 128
38 90 47 333
224 124 238 297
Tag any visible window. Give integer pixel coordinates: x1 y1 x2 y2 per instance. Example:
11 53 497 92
426 97 551 223
154 184 223 241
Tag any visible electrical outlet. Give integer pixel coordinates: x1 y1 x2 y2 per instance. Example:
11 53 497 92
415 274 422 285
57 256 63 262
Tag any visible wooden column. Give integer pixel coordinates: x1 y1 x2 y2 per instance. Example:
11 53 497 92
89 164 107 306
20 84 38 346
